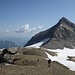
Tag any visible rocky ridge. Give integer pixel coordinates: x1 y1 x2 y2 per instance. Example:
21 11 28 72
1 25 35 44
25 17 75 49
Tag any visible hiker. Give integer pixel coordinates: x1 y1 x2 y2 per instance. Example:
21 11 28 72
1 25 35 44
37 59 39 62
48 59 51 67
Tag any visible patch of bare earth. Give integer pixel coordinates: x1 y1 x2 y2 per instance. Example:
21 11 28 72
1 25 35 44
67 56 75 62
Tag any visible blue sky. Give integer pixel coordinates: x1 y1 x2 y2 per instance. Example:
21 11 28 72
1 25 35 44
0 0 75 38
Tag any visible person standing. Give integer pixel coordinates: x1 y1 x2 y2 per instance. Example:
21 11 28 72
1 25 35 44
48 59 51 67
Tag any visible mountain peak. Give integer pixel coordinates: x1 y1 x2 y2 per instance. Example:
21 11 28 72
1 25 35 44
60 17 68 20
25 17 75 49
57 17 75 28
59 17 69 23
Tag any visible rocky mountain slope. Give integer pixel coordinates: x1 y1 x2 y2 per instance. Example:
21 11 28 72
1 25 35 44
25 17 75 49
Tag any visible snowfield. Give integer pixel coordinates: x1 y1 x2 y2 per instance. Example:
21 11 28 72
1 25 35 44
26 38 50 48
0 48 4 51
45 48 75 71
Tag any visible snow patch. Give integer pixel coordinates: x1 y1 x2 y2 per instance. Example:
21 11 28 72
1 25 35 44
45 47 75 71
0 48 4 51
60 24 63 26
26 38 50 48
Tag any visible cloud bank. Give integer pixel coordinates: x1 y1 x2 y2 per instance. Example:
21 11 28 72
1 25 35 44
0 24 43 37
15 24 43 33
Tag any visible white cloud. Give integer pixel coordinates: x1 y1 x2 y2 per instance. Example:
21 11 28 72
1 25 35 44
6 30 9 32
37 26 43 29
15 24 30 33
30 25 43 32
0 30 9 33
15 24 43 33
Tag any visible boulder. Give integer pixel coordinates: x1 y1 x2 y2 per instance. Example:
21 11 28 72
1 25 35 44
7 47 18 54
3 53 11 61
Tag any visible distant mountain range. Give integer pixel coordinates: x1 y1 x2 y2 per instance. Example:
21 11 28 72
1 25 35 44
0 37 29 47
25 17 75 49
0 40 18 48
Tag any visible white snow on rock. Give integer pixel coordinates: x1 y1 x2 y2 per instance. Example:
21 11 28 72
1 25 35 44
60 24 63 26
0 48 4 51
26 38 50 48
45 48 75 71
